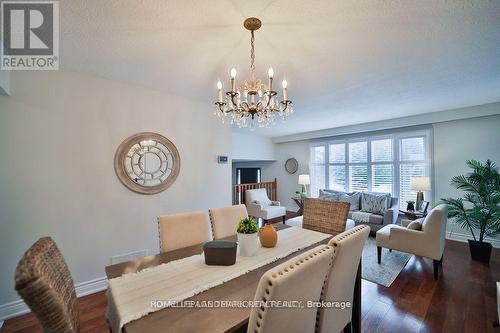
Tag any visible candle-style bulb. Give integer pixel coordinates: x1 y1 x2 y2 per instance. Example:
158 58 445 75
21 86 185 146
268 67 274 78
230 68 237 78
217 81 222 90
282 80 288 88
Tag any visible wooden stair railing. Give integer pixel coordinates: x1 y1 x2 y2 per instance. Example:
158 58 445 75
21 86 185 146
232 178 277 205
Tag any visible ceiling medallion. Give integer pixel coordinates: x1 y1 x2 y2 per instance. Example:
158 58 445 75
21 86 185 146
214 17 293 129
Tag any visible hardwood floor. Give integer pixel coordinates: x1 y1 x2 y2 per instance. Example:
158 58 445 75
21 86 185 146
2 239 499 333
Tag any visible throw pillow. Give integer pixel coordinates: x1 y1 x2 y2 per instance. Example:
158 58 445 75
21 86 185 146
321 189 352 196
407 218 424 231
361 192 389 215
338 192 360 211
318 189 339 201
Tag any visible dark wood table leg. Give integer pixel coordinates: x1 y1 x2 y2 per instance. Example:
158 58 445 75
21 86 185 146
352 260 361 333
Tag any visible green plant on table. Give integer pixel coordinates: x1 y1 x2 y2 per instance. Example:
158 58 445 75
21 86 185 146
440 159 500 242
237 217 259 234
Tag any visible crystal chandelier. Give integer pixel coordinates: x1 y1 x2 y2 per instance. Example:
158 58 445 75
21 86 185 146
215 17 293 129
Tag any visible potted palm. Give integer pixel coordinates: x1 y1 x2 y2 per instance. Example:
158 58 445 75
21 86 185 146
441 159 500 263
236 217 259 256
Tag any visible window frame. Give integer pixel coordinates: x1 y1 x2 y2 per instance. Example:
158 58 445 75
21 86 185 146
309 128 433 208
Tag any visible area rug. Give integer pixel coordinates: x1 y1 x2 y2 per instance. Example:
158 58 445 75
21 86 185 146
361 237 412 287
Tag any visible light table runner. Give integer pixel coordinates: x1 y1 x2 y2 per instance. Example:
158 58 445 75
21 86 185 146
107 226 330 332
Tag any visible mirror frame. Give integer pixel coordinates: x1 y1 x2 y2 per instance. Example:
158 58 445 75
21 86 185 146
285 158 298 174
114 132 181 194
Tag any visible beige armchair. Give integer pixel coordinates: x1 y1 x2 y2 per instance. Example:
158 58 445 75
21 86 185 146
245 188 286 223
376 204 448 280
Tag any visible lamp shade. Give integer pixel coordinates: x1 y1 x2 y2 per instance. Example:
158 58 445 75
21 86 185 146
298 174 310 185
410 177 431 191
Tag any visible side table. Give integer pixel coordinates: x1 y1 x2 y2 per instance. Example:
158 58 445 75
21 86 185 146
291 197 305 215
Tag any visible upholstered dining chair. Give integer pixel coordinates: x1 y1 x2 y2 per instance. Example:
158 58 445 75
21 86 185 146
209 204 248 239
15 237 80 333
247 245 335 333
158 211 212 253
302 198 351 236
376 204 448 280
316 225 370 333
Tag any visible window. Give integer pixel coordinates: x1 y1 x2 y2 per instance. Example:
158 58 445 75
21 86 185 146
310 146 325 197
399 137 426 207
310 130 431 208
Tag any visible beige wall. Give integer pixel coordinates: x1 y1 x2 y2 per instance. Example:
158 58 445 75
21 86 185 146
433 114 500 245
0 71 232 306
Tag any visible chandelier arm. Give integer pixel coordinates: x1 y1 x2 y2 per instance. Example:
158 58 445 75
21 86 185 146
215 102 226 113
240 101 250 112
256 101 264 111
280 100 292 112
264 96 271 109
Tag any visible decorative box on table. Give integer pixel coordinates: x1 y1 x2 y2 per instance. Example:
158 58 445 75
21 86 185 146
203 241 237 266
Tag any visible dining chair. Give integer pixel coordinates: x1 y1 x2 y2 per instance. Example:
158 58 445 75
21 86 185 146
209 204 248 239
247 244 335 333
302 198 350 236
316 225 370 333
158 211 212 253
15 237 80 333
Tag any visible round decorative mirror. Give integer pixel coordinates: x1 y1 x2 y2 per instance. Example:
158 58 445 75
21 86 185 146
114 132 180 194
285 158 299 174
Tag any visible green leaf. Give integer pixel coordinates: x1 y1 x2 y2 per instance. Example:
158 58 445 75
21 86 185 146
236 216 258 234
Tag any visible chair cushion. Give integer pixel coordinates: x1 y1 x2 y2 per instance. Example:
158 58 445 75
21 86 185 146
368 214 384 225
375 224 407 247
260 205 286 220
407 219 423 231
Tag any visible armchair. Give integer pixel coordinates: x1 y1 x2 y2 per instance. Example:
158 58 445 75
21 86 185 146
376 204 448 280
245 188 286 223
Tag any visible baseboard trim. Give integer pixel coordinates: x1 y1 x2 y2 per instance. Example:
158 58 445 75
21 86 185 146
0 276 107 321
446 232 500 248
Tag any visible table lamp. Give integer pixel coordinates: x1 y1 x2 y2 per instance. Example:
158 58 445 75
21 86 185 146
410 176 431 210
298 174 310 195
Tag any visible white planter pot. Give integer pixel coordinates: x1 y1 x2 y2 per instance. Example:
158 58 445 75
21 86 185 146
237 232 259 257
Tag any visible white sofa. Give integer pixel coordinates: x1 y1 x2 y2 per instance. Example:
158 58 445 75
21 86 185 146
245 188 287 223
375 204 448 280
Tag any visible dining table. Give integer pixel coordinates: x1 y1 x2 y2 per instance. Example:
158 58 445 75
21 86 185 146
105 224 361 333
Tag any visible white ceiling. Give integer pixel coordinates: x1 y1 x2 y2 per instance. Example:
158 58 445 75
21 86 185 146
60 0 500 137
